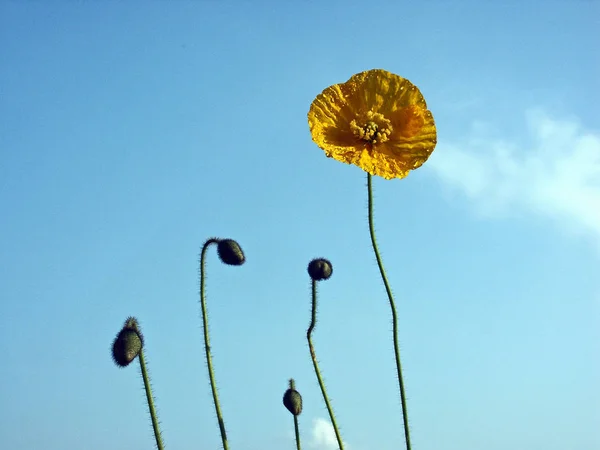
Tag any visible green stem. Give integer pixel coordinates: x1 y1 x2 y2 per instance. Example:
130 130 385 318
200 238 229 450
367 173 412 450
288 379 302 450
138 349 165 450
293 415 302 450
307 279 344 450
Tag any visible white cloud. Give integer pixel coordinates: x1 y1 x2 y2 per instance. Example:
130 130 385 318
427 109 600 246
309 418 348 450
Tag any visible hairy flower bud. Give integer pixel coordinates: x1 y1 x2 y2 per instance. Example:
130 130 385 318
111 320 143 368
307 258 333 281
283 379 303 416
217 239 245 266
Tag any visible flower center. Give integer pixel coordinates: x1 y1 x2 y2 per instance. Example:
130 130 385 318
350 110 393 144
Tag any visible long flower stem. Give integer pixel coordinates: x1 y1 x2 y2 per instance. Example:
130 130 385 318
293 415 302 450
307 279 344 450
200 238 229 450
138 349 165 450
367 173 412 450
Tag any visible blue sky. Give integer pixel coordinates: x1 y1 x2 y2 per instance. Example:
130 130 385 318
1 1 598 450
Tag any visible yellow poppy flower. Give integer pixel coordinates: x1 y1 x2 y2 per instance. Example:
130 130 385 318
308 69 437 180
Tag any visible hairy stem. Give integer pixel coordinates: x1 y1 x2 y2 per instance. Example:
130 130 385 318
307 279 344 450
200 238 229 450
367 173 412 450
138 349 165 450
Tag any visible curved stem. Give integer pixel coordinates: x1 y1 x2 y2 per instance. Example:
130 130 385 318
367 173 412 450
200 238 229 450
138 349 165 450
307 279 344 450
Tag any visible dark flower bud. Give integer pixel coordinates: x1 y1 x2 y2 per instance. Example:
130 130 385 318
307 258 332 281
283 379 303 416
217 239 245 266
112 326 143 368
123 316 141 332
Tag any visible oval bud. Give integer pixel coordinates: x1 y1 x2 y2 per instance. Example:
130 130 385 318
112 327 143 368
217 239 246 266
283 386 303 416
307 258 333 281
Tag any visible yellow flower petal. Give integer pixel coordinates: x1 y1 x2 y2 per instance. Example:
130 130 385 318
308 69 437 179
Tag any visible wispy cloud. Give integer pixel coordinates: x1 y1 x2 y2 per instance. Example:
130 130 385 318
309 418 348 450
427 109 600 245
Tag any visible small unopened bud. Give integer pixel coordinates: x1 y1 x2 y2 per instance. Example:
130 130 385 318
307 258 332 281
217 239 245 266
112 323 143 368
283 379 303 416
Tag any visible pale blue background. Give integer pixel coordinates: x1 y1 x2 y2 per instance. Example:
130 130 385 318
1 2 598 450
